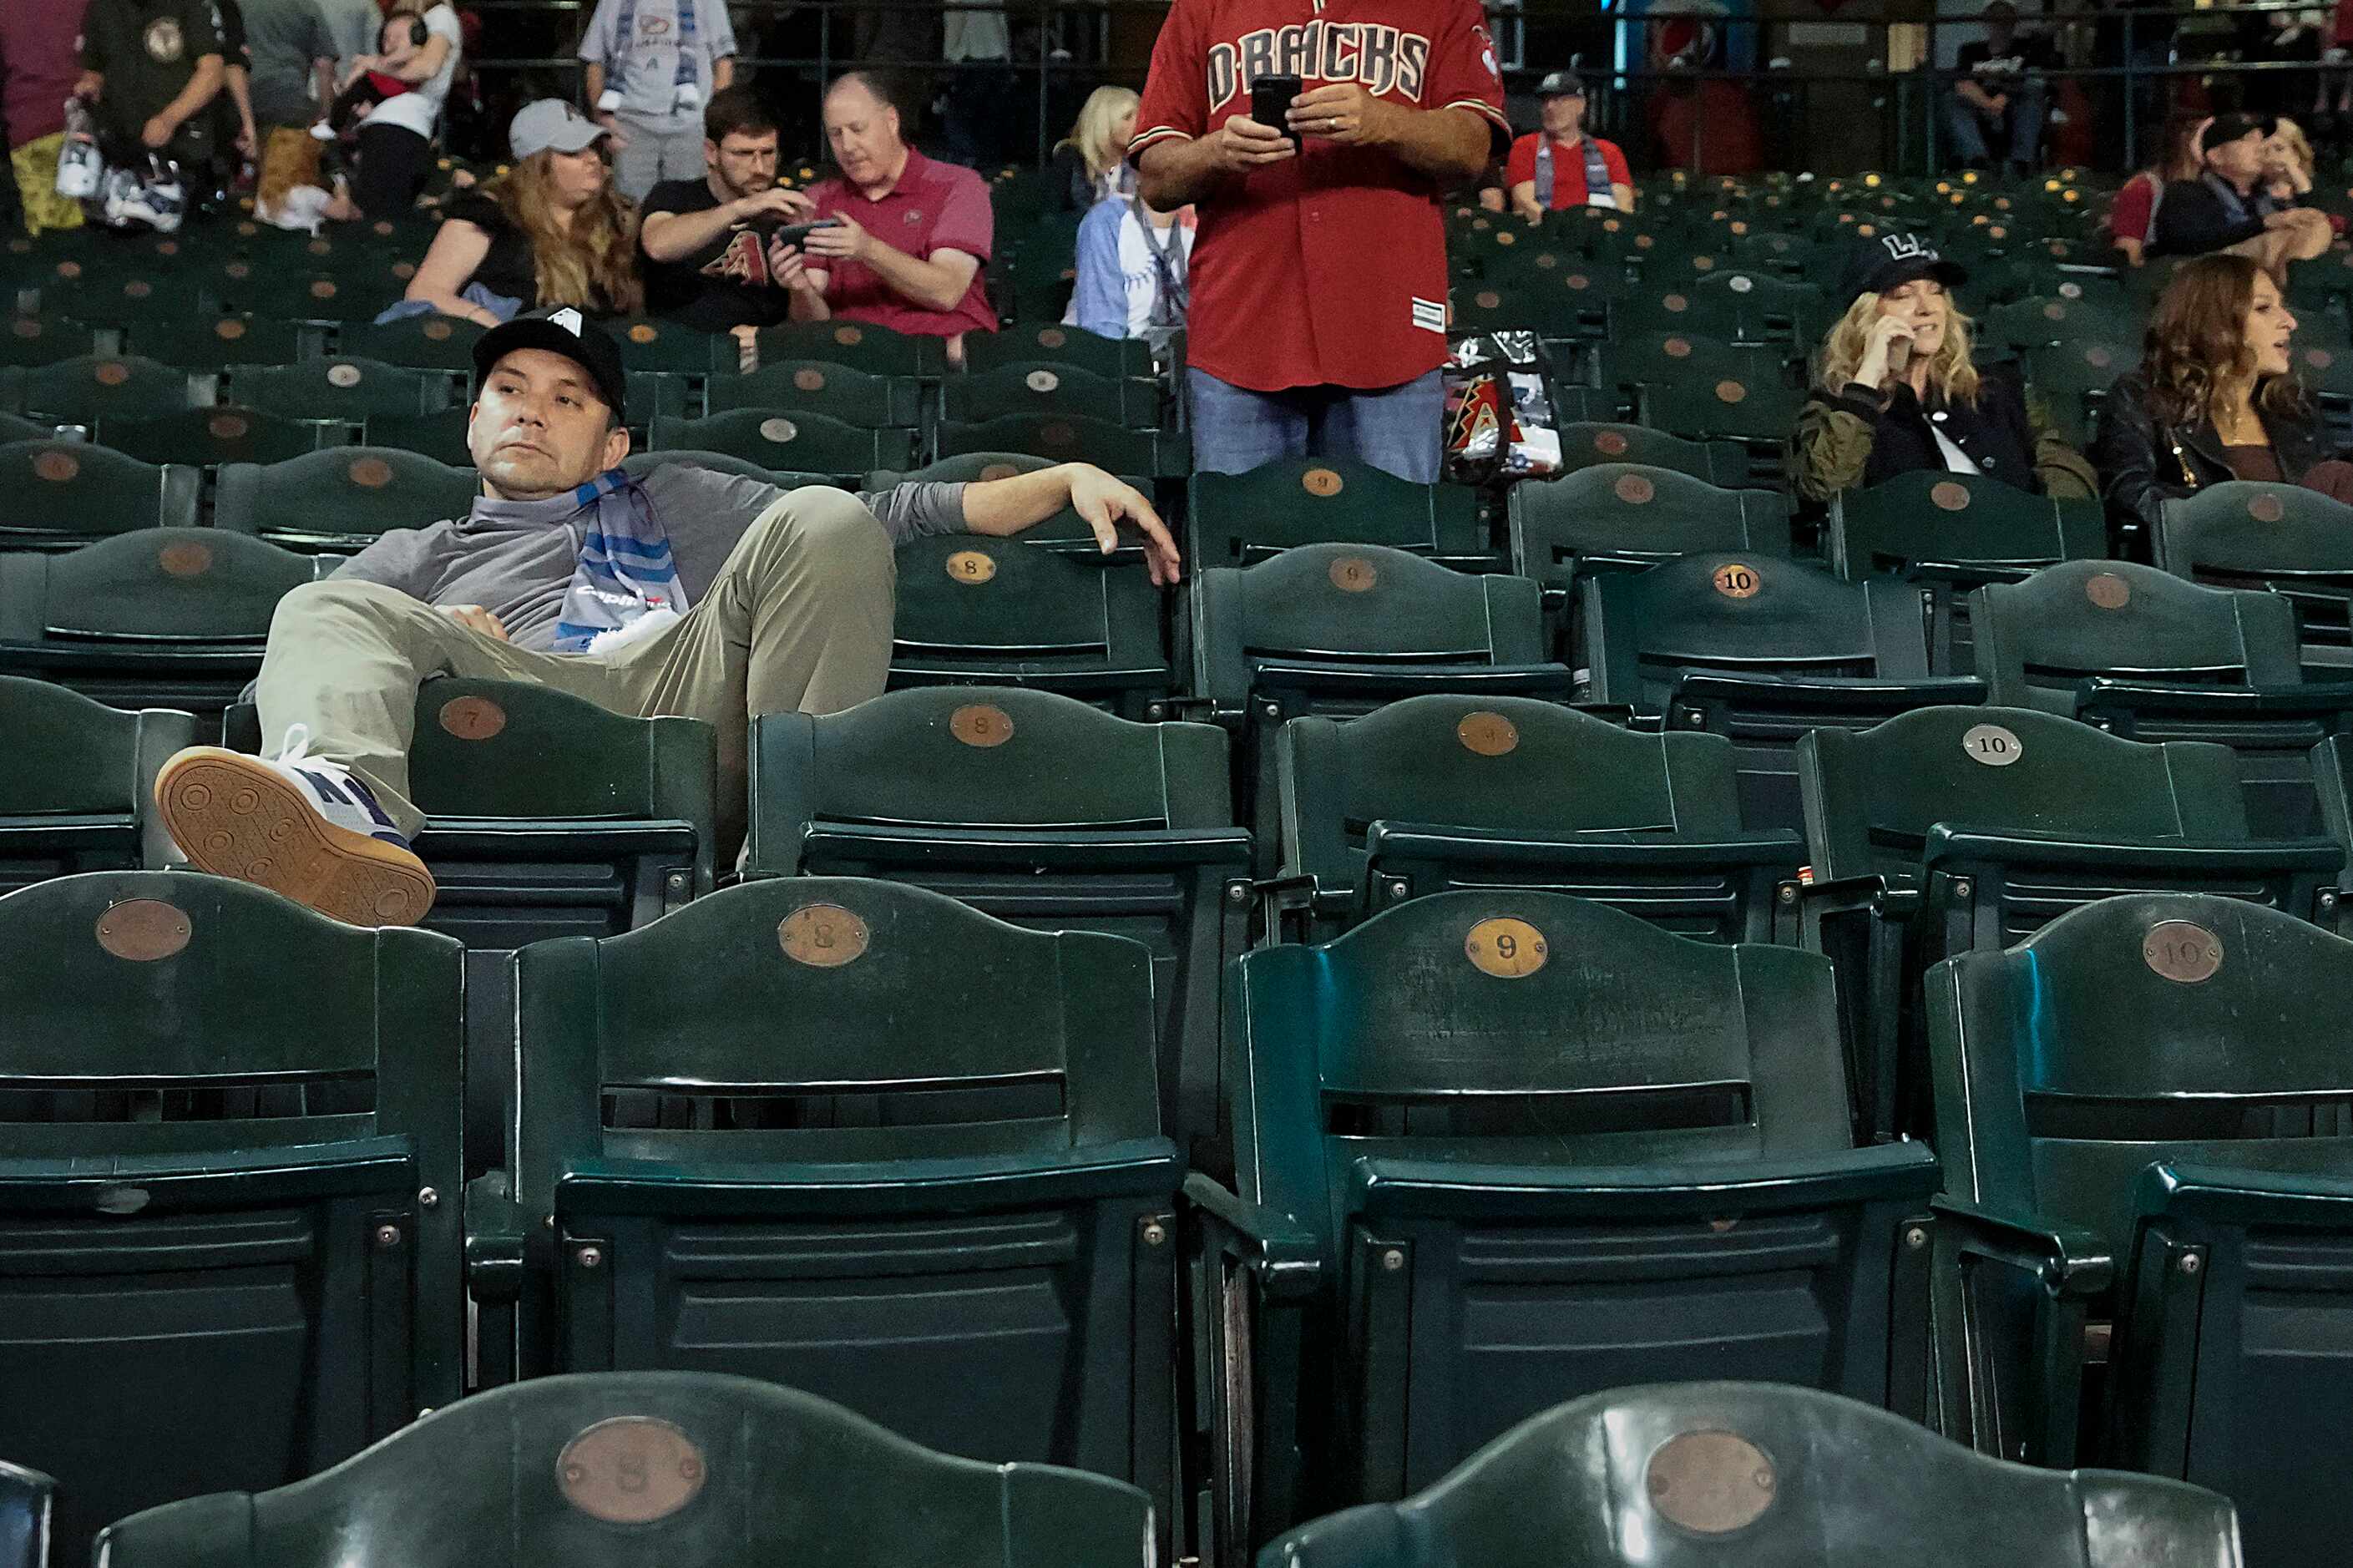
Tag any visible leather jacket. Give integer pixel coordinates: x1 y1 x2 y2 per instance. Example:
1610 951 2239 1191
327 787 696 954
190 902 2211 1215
2091 370 2340 538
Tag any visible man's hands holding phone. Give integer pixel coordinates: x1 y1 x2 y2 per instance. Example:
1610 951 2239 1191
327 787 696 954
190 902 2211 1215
1207 111 1297 175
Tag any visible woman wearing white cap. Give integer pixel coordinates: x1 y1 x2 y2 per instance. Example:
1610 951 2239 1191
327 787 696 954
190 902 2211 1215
394 99 645 327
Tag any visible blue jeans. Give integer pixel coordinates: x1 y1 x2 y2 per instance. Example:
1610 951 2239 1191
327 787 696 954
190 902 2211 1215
1186 367 1445 483
1946 78 2048 170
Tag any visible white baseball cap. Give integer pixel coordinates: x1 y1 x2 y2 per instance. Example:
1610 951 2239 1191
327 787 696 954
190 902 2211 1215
509 99 609 160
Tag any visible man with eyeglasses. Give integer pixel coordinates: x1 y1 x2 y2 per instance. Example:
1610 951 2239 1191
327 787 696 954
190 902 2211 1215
636 83 814 332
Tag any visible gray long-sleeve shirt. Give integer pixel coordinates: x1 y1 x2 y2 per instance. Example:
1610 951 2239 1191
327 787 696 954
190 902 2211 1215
330 464 965 652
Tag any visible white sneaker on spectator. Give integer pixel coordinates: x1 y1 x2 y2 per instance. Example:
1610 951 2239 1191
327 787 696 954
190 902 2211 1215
155 725 436 927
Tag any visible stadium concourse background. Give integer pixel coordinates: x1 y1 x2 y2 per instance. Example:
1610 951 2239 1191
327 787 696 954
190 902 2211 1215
9 4 2353 1568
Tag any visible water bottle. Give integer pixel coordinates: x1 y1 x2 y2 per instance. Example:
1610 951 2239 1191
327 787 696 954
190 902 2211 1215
56 98 102 200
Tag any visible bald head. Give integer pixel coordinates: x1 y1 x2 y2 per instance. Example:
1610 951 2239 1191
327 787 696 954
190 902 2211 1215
824 70 906 190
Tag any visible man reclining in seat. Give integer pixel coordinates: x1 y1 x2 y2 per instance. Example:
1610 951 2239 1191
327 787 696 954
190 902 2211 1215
154 306 1182 927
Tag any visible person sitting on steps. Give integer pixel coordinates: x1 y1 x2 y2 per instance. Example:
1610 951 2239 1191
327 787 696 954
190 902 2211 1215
153 306 1182 927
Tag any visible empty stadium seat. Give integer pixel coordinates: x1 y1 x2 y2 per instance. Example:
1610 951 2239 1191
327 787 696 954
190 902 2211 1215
1274 693 1800 943
2153 479 2353 678
1829 470 2108 589
1578 552 1979 828
0 870 463 1556
0 413 48 446
701 360 923 427
1799 705 2342 1139
937 412 1188 476
941 362 1164 429
365 408 473 465
889 534 1171 716
754 319 935 377
123 313 308 373
215 448 477 552
1551 422 1753 484
964 321 1156 379
1973 559 2353 834
747 685 1245 1151
0 354 196 426
2024 338 2133 450
0 678 190 893
0 313 94 369
103 406 329 468
479 878 1182 1539
1188 458 1491 568
1510 463 1794 638
0 439 200 547
337 312 487 377
231 357 453 427
94 1372 1156 1567
1925 893 2353 1567
1259 1381 2243 1568
1186 544 1572 864
648 409 916 478
0 529 321 721
1191 892 1937 1541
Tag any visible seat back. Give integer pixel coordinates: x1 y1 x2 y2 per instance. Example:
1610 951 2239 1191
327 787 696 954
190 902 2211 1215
102 406 328 468
701 360 922 427
336 313 488 376
1550 422 1753 484
0 439 200 546
1189 458 1487 566
0 676 192 888
753 320 934 377
964 322 1156 379
889 534 1170 715
1257 1381 2242 1568
941 362 1163 428
1510 463 1794 594
2153 480 2353 678
122 313 308 373
5 354 195 424
215 448 478 551
649 408 914 477
1830 472 2108 584
95 1372 1154 1568
0 871 463 1556
936 412 1187 476
231 357 450 422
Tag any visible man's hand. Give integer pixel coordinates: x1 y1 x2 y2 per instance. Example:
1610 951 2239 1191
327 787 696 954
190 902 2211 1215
732 186 812 225
1986 92 2009 114
140 115 175 150
439 604 510 641
1207 112 1297 175
1068 466 1182 585
73 71 104 103
1288 83 1400 148
768 240 822 291
802 212 871 264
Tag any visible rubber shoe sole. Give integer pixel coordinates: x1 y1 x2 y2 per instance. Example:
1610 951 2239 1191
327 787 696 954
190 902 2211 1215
156 747 437 927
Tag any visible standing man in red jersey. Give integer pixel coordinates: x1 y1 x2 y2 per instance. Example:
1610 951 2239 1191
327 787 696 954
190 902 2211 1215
1129 0 1508 483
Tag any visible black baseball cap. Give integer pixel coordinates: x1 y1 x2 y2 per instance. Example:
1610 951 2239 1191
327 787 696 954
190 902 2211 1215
1536 71 1586 99
473 306 629 422
2201 113 2275 152
1839 230 1969 307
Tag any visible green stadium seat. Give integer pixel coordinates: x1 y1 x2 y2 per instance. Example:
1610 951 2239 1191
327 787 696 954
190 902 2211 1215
0 870 463 1558
1509 463 1794 637
1924 893 2353 1567
231 357 453 425
0 413 48 445
480 878 1184 1543
122 313 308 373
1258 1381 2243 1568
337 313 487 377
1274 692 1799 944
215 448 477 552
39 275 195 331
364 408 473 465
1578 553 1979 829
648 410 916 478
1451 269 1611 341
0 439 200 547
747 685 1246 1152
1551 422 1753 484
102 406 330 468
888 534 1171 716
1973 559 2353 835
1186 544 1572 867
1986 292 2142 353
94 1373 1156 1568
701 360 922 427
754 319 937 377
1188 458 1491 568
1829 470 2108 589
2153 480 2353 680
1615 271 1826 344
0 313 95 368
620 449 832 488
0 676 190 891
937 412 1188 476
964 321 1156 379
1640 360 1807 447
0 529 321 721
1799 705 2342 1140
0 1459 48 1568
941 362 1164 429
225 271 390 325
1190 891 1938 1541
0 354 197 425
2024 338 2133 449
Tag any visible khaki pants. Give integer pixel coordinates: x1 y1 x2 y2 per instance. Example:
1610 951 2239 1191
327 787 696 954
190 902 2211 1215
256 488 895 845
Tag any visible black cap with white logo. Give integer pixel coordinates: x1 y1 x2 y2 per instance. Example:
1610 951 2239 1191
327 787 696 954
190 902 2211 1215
1838 231 1970 309
472 306 629 422
1536 71 1586 99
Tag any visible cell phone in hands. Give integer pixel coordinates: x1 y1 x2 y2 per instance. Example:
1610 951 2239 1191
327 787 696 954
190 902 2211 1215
767 218 843 247
1886 336 1911 376
1251 73 1305 147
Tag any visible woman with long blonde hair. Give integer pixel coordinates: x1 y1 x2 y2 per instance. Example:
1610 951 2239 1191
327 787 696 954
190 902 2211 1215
397 99 644 327
2092 250 2353 536
1790 231 2093 502
1052 85 1141 210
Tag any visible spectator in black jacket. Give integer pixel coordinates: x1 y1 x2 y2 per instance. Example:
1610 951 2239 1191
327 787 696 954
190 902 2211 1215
2152 112 2331 276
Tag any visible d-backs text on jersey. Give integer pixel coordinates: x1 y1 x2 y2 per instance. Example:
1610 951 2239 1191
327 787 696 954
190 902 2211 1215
1206 23 1433 114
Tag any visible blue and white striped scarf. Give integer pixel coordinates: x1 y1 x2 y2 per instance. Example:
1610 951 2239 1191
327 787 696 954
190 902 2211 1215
536 468 691 655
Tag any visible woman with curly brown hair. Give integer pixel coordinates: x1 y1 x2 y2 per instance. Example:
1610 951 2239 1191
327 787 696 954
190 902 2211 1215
2092 250 2353 538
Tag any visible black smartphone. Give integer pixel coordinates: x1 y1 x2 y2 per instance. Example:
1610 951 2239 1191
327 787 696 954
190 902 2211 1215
1250 73 1304 147
767 218 843 246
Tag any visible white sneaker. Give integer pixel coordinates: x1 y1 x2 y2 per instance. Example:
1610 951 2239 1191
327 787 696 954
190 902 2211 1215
155 725 437 927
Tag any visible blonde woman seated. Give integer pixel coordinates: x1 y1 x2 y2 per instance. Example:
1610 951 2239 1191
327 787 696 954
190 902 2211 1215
1051 86 1138 210
1789 231 2095 503
387 100 644 328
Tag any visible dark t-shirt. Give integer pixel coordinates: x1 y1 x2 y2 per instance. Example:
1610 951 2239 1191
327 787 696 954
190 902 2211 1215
448 191 541 309
639 177 797 333
1956 34 2056 89
81 0 229 150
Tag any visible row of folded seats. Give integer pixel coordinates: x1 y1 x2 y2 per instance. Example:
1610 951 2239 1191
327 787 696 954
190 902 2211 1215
8 669 2353 1560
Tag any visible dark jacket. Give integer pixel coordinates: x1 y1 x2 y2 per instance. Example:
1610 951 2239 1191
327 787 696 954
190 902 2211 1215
2091 369 2340 536
1789 360 2097 503
2151 171 2291 257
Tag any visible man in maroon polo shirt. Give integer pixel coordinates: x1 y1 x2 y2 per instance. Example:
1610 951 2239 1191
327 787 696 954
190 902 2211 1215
777 70 998 360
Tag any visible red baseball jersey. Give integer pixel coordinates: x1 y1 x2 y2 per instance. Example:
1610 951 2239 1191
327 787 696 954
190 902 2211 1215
1130 0 1507 393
